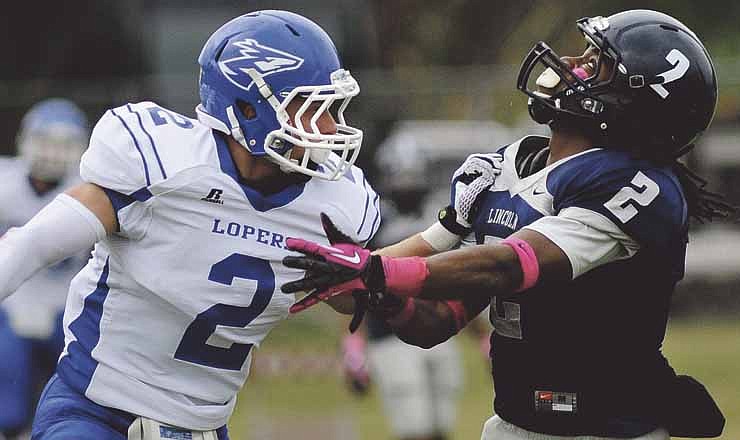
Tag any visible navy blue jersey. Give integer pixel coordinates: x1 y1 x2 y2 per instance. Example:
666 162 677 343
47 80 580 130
455 136 688 437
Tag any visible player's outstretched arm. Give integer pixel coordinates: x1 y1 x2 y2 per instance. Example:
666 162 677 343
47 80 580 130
283 226 572 305
0 183 115 302
419 229 571 301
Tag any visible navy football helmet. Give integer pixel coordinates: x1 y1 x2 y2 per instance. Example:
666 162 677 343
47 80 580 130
517 10 717 159
196 10 362 180
17 98 88 182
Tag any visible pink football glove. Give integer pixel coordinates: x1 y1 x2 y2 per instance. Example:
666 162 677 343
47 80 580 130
282 213 379 315
282 213 430 317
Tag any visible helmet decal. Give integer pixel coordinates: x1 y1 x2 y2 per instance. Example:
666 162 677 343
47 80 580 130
218 38 305 91
650 49 690 99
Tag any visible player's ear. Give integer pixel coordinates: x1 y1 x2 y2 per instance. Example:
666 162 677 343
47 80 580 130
320 212 354 245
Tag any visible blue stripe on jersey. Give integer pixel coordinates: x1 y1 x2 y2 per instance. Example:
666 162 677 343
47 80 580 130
212 132 306 212
102 187 153 215
57 259 111 394
359 192 381 244
126 104 167 180
110 109 151 186
356 179 372 236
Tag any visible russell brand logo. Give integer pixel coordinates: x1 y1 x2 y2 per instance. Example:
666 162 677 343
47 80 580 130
201 188 225 205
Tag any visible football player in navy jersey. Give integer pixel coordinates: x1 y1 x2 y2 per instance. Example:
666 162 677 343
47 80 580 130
282 9 730 440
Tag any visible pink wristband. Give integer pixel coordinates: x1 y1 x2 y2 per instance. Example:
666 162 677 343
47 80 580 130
386 298 416 327
501 237 540 292
380 256 429 297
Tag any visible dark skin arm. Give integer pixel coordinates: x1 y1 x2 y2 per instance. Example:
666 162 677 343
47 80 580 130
384 229 572 348
417 229 572 301
386 296 490 349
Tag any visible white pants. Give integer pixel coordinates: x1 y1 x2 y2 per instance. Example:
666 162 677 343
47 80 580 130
480 415 670 440
368 336 462 438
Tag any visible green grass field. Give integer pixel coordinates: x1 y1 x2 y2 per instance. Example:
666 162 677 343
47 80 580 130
228 310 739 439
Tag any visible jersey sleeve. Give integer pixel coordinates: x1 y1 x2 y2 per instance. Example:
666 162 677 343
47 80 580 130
326 166 381 247
351 167 381 247
80 107 152 194
80 106 156 239
524 208 639 278
526 152 687 278
549 154 687 249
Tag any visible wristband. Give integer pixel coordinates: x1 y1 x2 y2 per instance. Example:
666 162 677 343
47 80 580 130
501 237 540 292
380 256 429 297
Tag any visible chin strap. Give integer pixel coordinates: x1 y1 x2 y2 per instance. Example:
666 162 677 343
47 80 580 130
225 106 247 148
245 68 283 112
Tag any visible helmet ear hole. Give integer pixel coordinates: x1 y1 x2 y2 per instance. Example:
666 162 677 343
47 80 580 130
236 100 257 120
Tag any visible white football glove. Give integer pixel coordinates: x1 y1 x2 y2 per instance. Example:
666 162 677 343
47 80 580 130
446 153 503 231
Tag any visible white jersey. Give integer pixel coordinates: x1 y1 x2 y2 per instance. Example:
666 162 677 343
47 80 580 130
57 102 381 430
0 158 84 338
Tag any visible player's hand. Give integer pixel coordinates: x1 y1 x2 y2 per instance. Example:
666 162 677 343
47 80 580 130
442 153 503 234
341 332 370 396
282 213 384 323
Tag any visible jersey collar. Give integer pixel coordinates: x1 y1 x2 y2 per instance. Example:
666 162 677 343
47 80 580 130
502 136 602 196
212 132 307 212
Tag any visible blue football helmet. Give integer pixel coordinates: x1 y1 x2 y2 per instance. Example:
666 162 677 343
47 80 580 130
196 10 363 180
17 98 89 182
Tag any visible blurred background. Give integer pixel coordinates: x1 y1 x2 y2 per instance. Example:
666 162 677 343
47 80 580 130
1 0 739 439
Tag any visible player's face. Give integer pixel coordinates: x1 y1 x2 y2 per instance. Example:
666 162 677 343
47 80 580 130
285 97 338 135
535 44 614 97
560 44 613 84
284 97 338 160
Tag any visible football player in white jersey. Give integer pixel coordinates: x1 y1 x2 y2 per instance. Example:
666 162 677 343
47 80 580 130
0 10 379 440
0 98 88 439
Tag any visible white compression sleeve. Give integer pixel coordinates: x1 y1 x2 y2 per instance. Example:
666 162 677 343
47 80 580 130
0 193 106 302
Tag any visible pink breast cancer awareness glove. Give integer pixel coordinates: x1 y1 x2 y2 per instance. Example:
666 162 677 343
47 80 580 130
284 238 374 313
281 213 430 314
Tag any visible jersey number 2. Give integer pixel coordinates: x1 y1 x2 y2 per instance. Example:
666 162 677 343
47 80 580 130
174 254 274 370
603 171 660 223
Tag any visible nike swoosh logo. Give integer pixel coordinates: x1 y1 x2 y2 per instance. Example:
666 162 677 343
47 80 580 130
533 187 546 195
330 251 361 264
